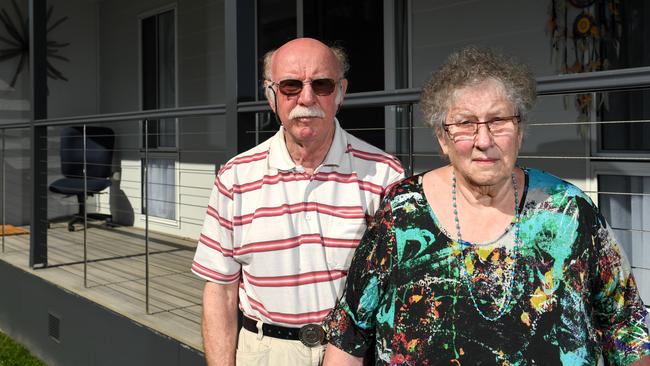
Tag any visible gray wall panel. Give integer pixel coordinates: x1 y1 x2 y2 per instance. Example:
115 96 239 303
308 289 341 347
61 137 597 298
0 261 205 366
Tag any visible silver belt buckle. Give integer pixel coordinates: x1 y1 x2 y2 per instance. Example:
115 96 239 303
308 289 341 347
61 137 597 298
298 324 325 347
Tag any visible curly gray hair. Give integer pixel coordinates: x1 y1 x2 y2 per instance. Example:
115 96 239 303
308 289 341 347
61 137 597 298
420 46 536 136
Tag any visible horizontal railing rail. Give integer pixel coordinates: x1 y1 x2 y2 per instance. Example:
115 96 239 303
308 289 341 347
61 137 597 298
0 65 644 130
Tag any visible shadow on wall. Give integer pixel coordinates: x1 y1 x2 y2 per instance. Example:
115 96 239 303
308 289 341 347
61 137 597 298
109 166 134 227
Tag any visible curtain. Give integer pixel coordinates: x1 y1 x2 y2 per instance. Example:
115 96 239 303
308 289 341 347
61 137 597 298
147 157 175 220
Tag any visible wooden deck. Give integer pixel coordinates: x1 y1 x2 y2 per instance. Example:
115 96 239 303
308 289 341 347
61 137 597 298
0 223 204 352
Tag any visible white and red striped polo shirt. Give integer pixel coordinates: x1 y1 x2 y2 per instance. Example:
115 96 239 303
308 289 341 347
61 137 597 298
192 119 404 327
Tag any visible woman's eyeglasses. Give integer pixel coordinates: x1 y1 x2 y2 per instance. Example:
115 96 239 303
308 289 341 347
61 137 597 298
268 78 339 96
444 116 520 142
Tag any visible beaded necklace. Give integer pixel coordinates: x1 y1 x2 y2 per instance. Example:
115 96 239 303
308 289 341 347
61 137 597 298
452 170 521 321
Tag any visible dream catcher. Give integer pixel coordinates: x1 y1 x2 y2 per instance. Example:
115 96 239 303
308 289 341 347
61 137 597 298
548 0 622 125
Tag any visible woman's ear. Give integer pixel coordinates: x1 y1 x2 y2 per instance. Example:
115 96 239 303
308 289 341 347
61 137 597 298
436 129 450 156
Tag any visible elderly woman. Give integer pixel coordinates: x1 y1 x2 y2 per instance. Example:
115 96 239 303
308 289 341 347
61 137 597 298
322 46 650 365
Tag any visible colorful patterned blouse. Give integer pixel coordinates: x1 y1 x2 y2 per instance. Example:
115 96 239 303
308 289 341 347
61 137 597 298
325 168 650 365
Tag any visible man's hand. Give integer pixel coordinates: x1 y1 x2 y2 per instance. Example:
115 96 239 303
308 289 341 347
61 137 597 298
202 281 239 366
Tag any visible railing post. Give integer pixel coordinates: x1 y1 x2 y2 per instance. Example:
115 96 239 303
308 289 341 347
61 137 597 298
30 125 48 267
29 0 48 268
407 103 414 176
1 129 5 252
83 125 88 287
144 119 150 314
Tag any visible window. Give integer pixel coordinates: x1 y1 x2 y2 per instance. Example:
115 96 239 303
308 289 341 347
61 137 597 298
141 8 177 221
142 9 177 149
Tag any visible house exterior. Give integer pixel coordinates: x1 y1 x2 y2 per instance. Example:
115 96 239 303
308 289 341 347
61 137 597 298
0 0 648 365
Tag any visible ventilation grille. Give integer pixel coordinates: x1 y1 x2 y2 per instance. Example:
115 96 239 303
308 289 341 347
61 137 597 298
48 312 60 342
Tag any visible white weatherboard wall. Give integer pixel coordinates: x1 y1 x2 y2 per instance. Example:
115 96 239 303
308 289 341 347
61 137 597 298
1 129 31 225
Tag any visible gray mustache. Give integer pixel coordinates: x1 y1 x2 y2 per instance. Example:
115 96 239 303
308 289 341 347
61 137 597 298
289 105 326 119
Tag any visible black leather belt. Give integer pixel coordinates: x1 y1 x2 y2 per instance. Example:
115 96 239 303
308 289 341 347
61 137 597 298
242 317 326 347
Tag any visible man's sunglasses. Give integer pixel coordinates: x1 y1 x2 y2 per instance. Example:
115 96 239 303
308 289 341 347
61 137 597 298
268 78 339 96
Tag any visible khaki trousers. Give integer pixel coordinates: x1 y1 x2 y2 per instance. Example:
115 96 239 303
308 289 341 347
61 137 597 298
235 324 325 366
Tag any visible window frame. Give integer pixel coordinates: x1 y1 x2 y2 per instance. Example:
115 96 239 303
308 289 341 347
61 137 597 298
590 161 650 206
138 4 180 225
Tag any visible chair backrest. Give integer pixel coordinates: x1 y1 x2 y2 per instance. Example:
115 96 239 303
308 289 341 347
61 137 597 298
60 126 115 180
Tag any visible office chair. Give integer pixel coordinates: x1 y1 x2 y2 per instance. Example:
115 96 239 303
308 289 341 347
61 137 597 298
49 126 115 232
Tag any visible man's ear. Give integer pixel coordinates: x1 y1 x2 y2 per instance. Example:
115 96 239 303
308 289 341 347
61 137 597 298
265 83 276 112
334 79 348 108
335 78 348 106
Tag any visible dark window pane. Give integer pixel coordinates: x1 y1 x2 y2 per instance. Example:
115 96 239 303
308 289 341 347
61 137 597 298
257 0 296 85
249 0 296 151
608 0 650 70
599 89 650 152
303 0 383 93
141 10 176 150
303 0 385 148
157 10 175 110
142 16 157 111
337 107 385 150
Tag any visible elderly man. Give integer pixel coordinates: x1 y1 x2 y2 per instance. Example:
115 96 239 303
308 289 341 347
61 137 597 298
191 38 404 366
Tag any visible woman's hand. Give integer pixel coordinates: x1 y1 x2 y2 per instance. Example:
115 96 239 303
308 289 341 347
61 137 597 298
629 355 650 366
322 344 363 366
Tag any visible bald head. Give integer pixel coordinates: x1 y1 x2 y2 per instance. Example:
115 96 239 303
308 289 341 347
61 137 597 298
263 38 349 82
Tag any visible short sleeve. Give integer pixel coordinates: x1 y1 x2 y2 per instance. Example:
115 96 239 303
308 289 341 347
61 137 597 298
585 197 650 364
388 168 405 190
324 195 397 357
191 171 241 284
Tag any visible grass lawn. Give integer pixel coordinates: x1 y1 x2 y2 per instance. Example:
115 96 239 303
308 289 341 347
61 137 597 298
0 332 45 366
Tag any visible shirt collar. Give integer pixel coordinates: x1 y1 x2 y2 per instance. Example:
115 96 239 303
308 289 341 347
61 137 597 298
268 118 348 171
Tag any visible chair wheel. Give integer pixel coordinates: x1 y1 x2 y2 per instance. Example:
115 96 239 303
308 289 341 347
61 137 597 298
68 223 75 232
